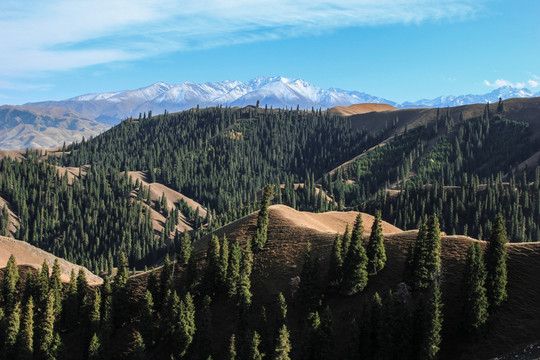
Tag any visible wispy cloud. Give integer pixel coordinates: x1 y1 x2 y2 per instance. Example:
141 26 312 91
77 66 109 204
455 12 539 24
484 78 538 89
0 0 482 79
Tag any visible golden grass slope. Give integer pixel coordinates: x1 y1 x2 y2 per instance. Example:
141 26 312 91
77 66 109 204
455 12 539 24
329 103 397 116
0 236 102 285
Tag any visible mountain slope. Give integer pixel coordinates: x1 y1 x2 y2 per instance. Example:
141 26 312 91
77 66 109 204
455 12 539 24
0 105 110 149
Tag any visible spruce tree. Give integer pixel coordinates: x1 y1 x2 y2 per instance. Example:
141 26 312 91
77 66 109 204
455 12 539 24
328 233 343 286
38 292 58 360
485 214 508 308
205 234 221 292
113 252 131 327
238 240 254 310
461 242 489 332
174 292 196 358
4 301 20 358
218 235 230 289
62 269 78 328
76 268 89 310
100 276 113 353
248 331 264 360
228 334 237 360
273 325 292 360
412 215 441 291
253 184 274 250
178 230 192 265
297 243 321 315
159 254 172 308
140 290 154 348
89 289 101 337
132 330 146 360
414 280 443 360
37 260 50 308
2 254 19 314
18 297 34 360
49 260 62 317
341 224 352 258
198 295 213 360
366 211 386 275
340 214 368 296
227 240 242 298
87 333 101 360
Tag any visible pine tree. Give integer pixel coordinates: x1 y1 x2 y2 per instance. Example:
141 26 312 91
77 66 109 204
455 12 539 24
4 301 20 357
273 325 292 360
485 214 508 308
461 242 489 332
238 240 254 310
89 289 101 336
205 234 221 292
366 211 386 275
140 290 154 348
228 334 237 360
38 292 59 360
253 184 274 250
341 224 352 258
198 295 213 360
49 260 63 317
328 233 343 286
414 280 443 360
227 240 242 298
18 297 34 360
248 331 264 360
178 231 192 265
297 243 321 315
132 330 146 360
2 254 19 314
412 215 441 291
218 235 230 289
62 269 78 328
37 260 50 308
174 292 196 358
87 333 101 360
76 268 89 311
113 252 131 327
340 214 368 296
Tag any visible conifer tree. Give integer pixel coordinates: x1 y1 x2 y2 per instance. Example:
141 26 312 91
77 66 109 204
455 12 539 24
89 289 101 336
62 269 78 328
461 242 488 332
178 231 192 265
238 240 254 310
76 269 89 310
366 211 386 275
140 290 154 348
37 260 50 308
205 234 221 291
253 184 274 250
49 260 62 317
412 215 441 291
87 333 101 360
198 295 213 360
340 214 368 296
485 214 508 308
414 280 443 360
100 276 113 352
297 243 321 315
113 252 131 327
218 235 230 289
174 292 196 358
147 269 159 306
248 331 264 360
4 301 20 357
328 233 343 286
132 330 146 360
276 292 287 329
2 254 19 314
159 254 172 308
273 325 292 360
341 224 352 258
227 240 242 298
228 334 237 360
18 297 34 360
38 292 59 360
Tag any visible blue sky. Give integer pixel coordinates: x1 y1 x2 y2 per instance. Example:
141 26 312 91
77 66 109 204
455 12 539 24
0 0 539 104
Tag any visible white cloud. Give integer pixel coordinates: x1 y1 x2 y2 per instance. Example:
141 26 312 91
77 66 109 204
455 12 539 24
0 0 482 78
484 78 539 89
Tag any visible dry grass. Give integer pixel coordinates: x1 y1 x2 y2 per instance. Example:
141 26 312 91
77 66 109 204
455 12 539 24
329 103 397 116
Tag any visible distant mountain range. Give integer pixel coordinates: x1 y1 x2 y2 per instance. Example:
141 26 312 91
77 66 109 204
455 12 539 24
1 76 539 149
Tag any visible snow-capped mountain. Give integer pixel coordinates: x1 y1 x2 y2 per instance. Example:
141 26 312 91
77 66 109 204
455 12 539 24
18 76 540 126
399 86 539 108
24 77 396 125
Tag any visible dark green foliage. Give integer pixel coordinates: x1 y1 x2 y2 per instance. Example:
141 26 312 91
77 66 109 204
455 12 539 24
158 254 172 308
341 224 351 258
227 240 242 298
248 331 264 360
238 240 254 310
198 295 213 360
38 292 60 360
4 301 20 357
18 297 34 360
132 330 146 360
461 242 489 332
0 204 9 236
485 214 508 308
2 254 19 314
100 276 113 351
89 289 101 337
273 325 291 360
275 292 287 329
76 269 88 313
37 261 50 309
411 215 441 291
140 290 154 348
218 235 230 290
62 269 78 328
366 211 386 275
340 214 368 295
113 253 131 327
49 260 62 317
87 333 101 360
296 243 321 315
253 184 274 250
205 235 221 292
413 281 443 360
327 233 343 286
177 231 192 265
171 292 196 358
301 308 333 360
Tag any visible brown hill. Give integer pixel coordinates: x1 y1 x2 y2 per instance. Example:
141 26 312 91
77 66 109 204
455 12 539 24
142 205 540 360
0 235 102 285
329 103 397 116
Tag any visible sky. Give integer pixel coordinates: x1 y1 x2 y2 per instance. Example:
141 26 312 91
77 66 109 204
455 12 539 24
0 0 539 105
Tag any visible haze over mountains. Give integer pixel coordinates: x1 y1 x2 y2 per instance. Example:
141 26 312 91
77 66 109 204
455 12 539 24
1 76 539 149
